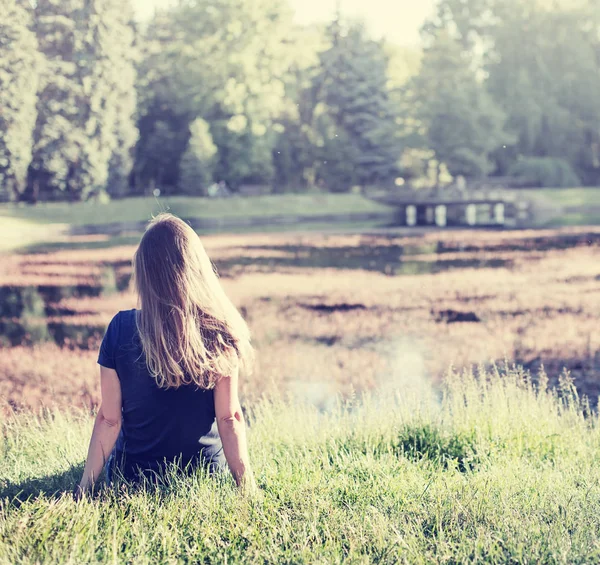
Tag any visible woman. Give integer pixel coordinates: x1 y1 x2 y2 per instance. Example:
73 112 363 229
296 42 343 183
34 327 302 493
76 213 255 494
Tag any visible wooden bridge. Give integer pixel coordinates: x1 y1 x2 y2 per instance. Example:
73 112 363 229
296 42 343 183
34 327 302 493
364 187 531 228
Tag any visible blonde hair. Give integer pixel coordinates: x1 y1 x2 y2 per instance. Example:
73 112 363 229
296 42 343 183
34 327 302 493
133 213 253 389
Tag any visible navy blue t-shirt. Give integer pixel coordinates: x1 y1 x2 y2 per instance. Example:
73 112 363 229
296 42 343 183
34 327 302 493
98 309 225 482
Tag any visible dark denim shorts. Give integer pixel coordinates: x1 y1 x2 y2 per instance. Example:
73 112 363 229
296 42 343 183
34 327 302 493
105 446 226 486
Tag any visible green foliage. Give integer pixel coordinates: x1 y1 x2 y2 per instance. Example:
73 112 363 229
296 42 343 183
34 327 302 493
135 0 294 190
272 26 327 191
133 116 189 194
272 119 315 191
103 3 138 198
2 366 600 562
508 157 582 188
210 121 276 189
386 44 421 90
396 423 479 471
409 30 510 182
0 0 41 201
486 3 600 183
177 119 218 196
28 0 138 202
429 0 600 184
314 22 403 191
2 0 600 201
312 116 360 192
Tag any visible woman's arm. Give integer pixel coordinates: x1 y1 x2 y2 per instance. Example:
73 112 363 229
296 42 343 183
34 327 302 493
213 363 255 491
77 365 122 496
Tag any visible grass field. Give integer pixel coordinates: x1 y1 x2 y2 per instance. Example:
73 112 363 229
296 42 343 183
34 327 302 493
1 189 599 243
2 227 600 412
1 212 600 562
0 218 65 253
525 187 600 227
0 194 392 227
536 187 600 208
0 194 394 253
1 366 600 563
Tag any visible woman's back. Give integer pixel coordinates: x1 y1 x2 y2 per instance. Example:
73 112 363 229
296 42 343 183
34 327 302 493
99 309 224 482
77 214 254 496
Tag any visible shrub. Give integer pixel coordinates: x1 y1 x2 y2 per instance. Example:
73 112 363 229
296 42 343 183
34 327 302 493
507 157 581 188
395 423 479 471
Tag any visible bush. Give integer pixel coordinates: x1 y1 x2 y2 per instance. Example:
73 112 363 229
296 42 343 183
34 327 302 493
395 423 479 472
508 157 581 188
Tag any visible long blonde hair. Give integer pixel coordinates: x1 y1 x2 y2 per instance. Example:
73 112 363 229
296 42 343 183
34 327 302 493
133 213 253 389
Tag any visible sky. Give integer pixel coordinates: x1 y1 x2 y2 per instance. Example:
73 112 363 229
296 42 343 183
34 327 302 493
133 0 436 46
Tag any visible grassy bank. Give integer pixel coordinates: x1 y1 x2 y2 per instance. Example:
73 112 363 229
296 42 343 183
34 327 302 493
0 194 392 227
536 187 600 208
2 189 600 238
527 187 600 227
2 366 600 564
0 218 65 253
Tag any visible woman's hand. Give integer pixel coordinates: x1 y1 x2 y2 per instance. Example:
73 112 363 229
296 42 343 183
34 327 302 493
72 483 87 502
239 471 258 495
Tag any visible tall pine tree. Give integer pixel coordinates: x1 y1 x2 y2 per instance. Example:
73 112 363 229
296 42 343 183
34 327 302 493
313 22 402 191
0 0 41 201
29 0 137 201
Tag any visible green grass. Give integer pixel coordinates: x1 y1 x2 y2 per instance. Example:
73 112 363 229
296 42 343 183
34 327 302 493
19 219 392 254
518 187 600 228
0 218 65 253
543 212 600 228
0 194 392 227
2 365 600 563
535 187 600 208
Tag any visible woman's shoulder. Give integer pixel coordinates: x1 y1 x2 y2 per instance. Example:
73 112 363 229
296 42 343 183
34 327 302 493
114 309 138 329
107 309 137 333
106 308 134 322
99 310 139 367
109 310 140 353
115 308 137 320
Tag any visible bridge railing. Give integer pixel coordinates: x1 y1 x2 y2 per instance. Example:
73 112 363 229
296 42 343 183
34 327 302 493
364 187 531 228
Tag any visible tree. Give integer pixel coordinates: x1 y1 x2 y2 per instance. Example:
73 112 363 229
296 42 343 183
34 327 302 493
486 2 600 183
177 118 217 195
135 0 294 191
428 0 600 184
386 44 422 92
0 0 42 201
102 0 139 198
312 22 403 191
29 0 137 202
133 10 192 193
271 25 326 191
409 29 509 183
